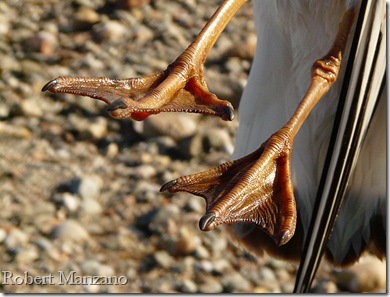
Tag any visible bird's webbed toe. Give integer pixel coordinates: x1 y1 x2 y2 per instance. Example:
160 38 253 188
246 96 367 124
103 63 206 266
161 136 297 246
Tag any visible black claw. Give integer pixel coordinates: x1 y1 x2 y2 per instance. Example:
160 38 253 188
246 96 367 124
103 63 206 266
277 230 291 247
42 79 57 92
106 99 128 111
160 180 177 192
199 213 215 231
224 104 235 121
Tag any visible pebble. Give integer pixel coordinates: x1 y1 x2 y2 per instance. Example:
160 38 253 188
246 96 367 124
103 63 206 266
212 258 232 275
153 250 174 269
80 198 103 215
15 245 40 264
180 279 198 293
52 220 90 242
194 245 210 260
74 7 100 30
170 226 200 256
134 180 160 203
221 271 251 292
88 117 108 140
20 98 44 118
80 259 115 276
4 229 29 250
334 256 386 292
53 192 81 213
0 228 7 243
198 278 224 293
134 113 199 142
204 127 234 154
72 175 102 200
258 266 277 282
93 20 128 42
177 133 204 159
116 0 150 10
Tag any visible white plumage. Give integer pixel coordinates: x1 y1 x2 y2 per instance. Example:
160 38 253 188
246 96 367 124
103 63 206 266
231 0 386 266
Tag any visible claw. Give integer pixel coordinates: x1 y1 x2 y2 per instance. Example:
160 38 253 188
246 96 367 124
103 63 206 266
199 213 216 231
224 104 235 121
160 180 177 192
106 99 128 112
41 79 57 92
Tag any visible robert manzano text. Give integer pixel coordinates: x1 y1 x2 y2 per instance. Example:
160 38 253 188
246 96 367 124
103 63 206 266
2 271 128 286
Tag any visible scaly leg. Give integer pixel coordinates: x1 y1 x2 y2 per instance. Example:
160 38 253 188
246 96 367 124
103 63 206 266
161 8 357 247
42 0 248 121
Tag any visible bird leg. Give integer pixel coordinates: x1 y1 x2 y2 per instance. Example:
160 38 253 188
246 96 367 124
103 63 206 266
161 8 357 246
42 0 249 121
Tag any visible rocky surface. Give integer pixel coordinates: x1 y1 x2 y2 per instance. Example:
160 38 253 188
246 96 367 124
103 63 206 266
0 0 385 293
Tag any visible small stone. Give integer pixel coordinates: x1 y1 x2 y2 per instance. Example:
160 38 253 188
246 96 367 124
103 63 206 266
23 31 57 55
199 278 223 293
334 256 386 292
180 279 198 293
312 278 338 293
74 7 100 30
184 198 205 214
116 0 150 10
72 175 102 200
280 282 295 293
133 24 154 44
212 258 232 275
80 198 103 215
171 227 200 256
80 259 115 276
194 245 210 260
106 143 119 158
153 250 174 269
20 98 43 118
226 33 257 60
253 286 272 293
259 266 277 282
52 219 90 242
0 228 7 243
178 133 203 159
15 245 39 264
207 233 228 257
204 128 234 154
33 237 53 252
135 113 199 142
195 260 214 273
88 116 108 140
4 228 29 250
134 164 157 179
93 20 128 42
134 180 159 203
222 271 251 292
53 192 80 213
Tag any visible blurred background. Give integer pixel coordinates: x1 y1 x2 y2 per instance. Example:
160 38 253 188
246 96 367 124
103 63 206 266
0 0 385 293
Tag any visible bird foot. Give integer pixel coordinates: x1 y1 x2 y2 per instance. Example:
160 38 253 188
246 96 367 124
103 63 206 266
161 129 297 246
42 58 234 121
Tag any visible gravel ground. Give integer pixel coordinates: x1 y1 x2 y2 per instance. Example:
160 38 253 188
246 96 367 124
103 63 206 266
0 0 386 293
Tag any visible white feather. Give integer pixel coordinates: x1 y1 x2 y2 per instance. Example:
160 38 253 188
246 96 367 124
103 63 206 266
233 0 386 263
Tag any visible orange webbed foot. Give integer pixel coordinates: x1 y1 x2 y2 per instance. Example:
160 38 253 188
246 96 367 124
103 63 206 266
41 62 234 121
161 130 297 246
41 0 250 122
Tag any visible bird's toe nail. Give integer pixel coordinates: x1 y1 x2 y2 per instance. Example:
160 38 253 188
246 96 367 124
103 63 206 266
199 213 215 231
223 104 235 121
277 230 292 247
160 180 177 192
106 99 128 111
41 79 57 92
